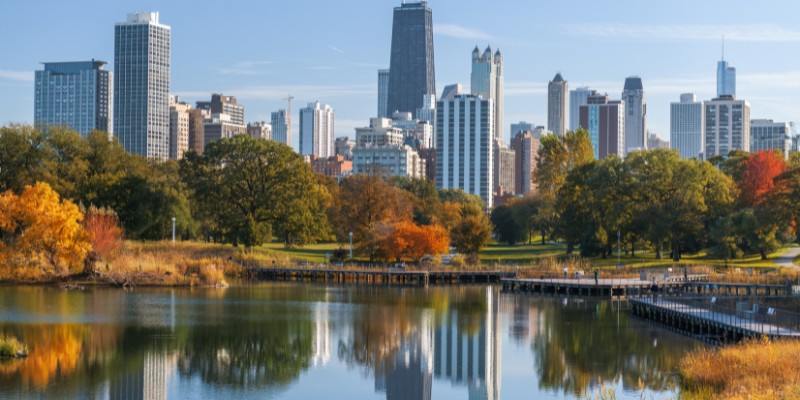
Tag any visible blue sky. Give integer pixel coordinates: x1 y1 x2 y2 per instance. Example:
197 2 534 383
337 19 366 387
2 0 800 150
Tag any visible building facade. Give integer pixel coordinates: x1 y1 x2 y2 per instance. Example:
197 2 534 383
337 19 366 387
188 108 209 154
378 69 390 118
436 95 494 208
471 46 504 141
622 77 646 154
247 121 272 141
203 113 247 146
494 140 515 196
352 145 425 179
569 87 594 132
196 94 244 126
750 119 790 159
387 1 435 118
547 73 568 137
670 93 704 159
168 96 191 160
271 109 290 146
717 60 736 98
579 94 625 159
299 102 335 157
335 136 355 160
512 131 539 196
114 12 171 159
309 155 353 180
704 96 750 159
34 60 112 137
510 122 533 137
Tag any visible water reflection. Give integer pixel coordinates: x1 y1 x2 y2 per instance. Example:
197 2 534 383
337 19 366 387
0 284 700 399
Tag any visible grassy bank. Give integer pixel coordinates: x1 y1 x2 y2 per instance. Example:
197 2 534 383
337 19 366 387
0 336 27 358
679 339 800 399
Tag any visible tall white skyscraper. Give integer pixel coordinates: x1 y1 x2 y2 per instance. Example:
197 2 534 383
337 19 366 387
378 69 390 118
114 12 171 159
436 94 494 208
569 87 594 131
670 93 704 159
547 73 568 136
34 61 113 137
704 96 750 159
271 109 289 146
622 77 646 154
471 45 504 141
299 102 335 158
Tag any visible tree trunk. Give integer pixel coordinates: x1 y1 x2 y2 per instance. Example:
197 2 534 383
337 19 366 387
760 249 768 260
672 244 681 262
655 244 662 260
567 242 574 254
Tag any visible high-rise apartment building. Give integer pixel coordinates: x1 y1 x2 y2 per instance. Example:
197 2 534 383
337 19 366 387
569 87 594 131
203 113 246 146
114 12 171 159
188 108 209 154
196 94 244 126
494 140 515 196
168 96 191 160
704 96 750 158
547 73 568 136
299 102 335 157
512 131 539 196
471 46 504 141
622 77 646 154
750 119 790 159
352 118 425 179
247 121 272 141
579 94 625 159
436 94 494 208
387 1 435 117
416 94 436 126
670 93 704 159
510 122 533 137
34 60 112 137
378 69 390 118
271 109 290 146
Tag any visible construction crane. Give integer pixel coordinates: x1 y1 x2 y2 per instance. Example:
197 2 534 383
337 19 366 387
282 95 294 143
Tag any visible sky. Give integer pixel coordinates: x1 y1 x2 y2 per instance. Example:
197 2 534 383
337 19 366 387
2 0 800 151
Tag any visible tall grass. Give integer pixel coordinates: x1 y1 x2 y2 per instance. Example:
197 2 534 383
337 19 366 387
679 338 800 399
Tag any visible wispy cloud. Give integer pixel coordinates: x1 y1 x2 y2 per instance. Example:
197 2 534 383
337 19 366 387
216 61 275 76
434 23 495 41
0 70 33 82
562 24 800 42
327 45 345 54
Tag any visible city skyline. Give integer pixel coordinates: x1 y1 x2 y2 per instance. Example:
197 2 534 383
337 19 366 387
2 1 800 152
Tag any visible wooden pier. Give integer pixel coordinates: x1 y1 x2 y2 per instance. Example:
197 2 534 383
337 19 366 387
501 275 708 298
253 268 516 286
629 297 800 343
686 282 793 297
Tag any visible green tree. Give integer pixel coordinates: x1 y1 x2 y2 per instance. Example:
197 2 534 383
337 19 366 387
0 125 50 193
490 204 522 245
451 212 492 264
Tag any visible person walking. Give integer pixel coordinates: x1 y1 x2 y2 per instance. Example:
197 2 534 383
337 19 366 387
594 269 599 285
563 265 568 279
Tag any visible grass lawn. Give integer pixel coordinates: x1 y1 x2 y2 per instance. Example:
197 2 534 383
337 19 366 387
478 242 565 264
258 242 340 263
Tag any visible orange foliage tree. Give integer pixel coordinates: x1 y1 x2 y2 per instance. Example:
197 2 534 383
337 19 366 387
379 221 450 262
0 182 90 275
740 150 787 207
83 206 124 261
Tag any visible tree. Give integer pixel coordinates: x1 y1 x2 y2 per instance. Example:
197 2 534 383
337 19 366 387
739 150 786 207
0 126 50 193
388 177 442 225
0 182 90 275
491 204 523 245
181 135 330 248
83 206 124 262
379 221 450 262
451 213 492 264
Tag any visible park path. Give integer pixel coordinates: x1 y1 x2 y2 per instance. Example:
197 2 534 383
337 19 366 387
775 247 800 268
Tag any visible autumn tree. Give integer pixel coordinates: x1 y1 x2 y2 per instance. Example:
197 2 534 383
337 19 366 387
739 150 787 207
451 207 492 265
0 182 90 275
379 221 449 262
83 206 124 261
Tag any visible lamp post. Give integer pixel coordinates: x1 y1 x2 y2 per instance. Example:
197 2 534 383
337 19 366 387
349 232 353 260
617 230 621 268
172 217 176 245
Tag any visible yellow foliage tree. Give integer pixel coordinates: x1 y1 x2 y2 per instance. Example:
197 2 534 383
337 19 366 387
0 182 89 275
381 221 450 262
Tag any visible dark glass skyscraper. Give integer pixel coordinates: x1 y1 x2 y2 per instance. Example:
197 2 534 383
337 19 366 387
387 1 435 118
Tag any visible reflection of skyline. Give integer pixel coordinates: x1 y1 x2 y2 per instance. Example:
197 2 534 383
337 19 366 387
376 310 434 400
434 287 501 400
312 302 331 367
110 351 176 400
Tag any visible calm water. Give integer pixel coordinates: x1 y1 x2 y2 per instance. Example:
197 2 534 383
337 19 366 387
0 283 702 399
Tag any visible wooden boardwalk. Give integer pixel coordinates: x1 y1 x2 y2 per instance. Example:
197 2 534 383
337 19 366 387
253 268 516 286
502 275 708 298
630 297 800 343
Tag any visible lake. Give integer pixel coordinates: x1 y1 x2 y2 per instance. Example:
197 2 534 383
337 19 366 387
0 283 702 399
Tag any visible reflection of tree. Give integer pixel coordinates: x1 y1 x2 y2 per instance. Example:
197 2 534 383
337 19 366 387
530 299 695 396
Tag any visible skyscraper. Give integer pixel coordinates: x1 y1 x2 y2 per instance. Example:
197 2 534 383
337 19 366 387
622 77 646 154
114 12 171 159
387 1 435 118
569 87 594 131
471 45 504 140
34 61 112 137
750 119 790 159
579 93 625 159
670 93 704 159
717 41 736 98
168 96 191 160
441 84 462 101
271 109 290 146
704 96 750 159
510 122 533 137
512 131 539 196
436 94 494 208
547 73 568 136
299 102 335 158
378 69 390 118
196 94 244 126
